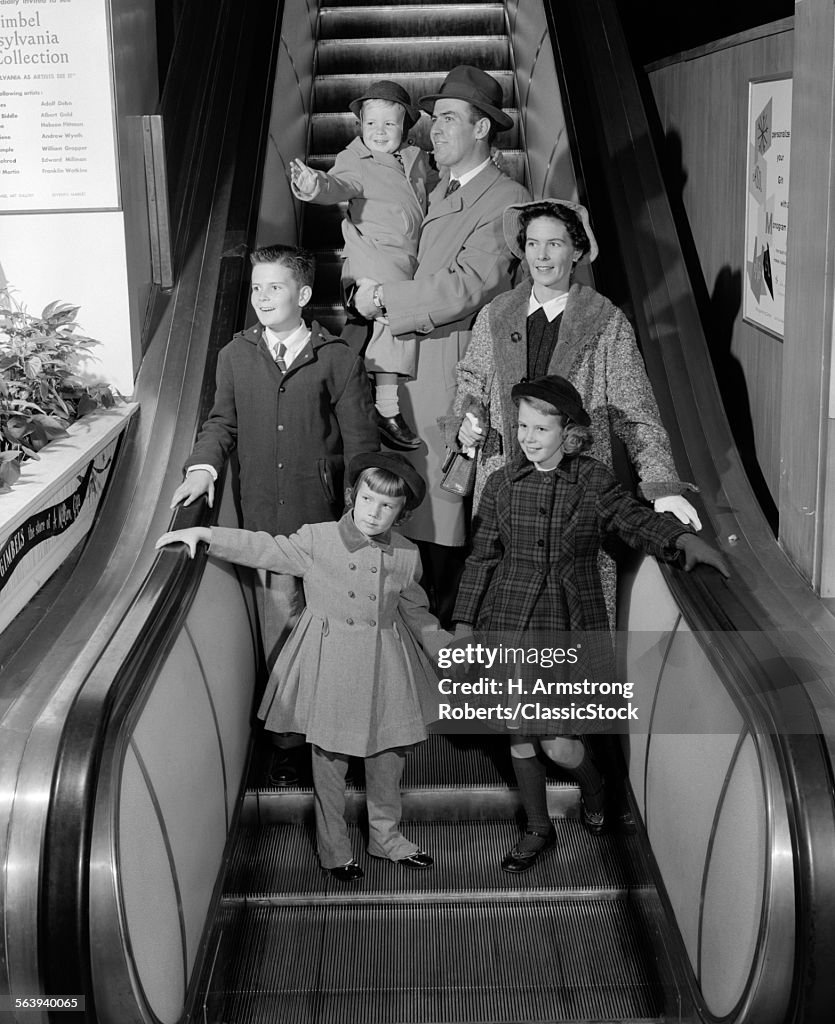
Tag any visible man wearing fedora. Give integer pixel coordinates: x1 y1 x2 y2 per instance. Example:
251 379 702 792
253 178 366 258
353 64 530 624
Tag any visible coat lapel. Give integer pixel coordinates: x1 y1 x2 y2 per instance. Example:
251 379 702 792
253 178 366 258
423 161 503 228
548 284 614 377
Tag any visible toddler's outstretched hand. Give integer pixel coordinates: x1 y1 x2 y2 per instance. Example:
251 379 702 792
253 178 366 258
654 494 702 530
156 527 211 559
675 533 730 578
289 158 318 197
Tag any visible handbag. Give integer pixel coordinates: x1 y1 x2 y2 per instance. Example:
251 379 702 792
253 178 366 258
440 447 477 497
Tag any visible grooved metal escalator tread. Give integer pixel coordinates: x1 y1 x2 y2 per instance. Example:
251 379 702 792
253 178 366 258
207 898 663 1024
224 818 652 901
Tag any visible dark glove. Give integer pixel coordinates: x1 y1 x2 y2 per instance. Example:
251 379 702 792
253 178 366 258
675 533 730 578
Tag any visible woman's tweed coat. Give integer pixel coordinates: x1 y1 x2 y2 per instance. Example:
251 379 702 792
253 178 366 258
452 454 688 699
451 280 693 512
209 514 452 758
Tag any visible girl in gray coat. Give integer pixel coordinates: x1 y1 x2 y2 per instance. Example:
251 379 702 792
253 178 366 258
157 453 451 883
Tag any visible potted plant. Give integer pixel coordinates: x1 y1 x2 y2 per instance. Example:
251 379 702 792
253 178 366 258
0 288 119 492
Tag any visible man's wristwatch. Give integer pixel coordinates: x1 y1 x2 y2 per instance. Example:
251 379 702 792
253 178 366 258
372 285 387 316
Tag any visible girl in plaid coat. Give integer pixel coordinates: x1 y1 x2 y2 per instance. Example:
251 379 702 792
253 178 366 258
452 376 728 872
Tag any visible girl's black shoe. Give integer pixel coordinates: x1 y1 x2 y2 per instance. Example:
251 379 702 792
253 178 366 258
501 827 557 873
580 802 607 836
328 860 363 882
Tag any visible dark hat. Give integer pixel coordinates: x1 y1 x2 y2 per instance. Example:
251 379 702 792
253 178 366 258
511 375 591 426
503 198 599 262
418 65 513 131
349 80 421 132
347 452 426 510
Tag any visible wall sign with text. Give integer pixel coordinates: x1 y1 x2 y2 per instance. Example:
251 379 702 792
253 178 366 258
744 74 792 339
0 0 119 212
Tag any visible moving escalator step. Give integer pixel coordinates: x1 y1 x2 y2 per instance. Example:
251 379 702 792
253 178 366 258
313 70 515 112
224 818 651 900
318 4 506 39
316 36 510 74
206 895 662 1023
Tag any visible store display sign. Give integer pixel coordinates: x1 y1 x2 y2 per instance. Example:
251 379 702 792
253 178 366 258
743 74 792 339
0 0 119 212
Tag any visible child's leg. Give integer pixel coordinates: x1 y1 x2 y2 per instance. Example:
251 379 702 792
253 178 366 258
364 748 421 861
310 745 354 868
502 738 556 872
540 736 606 832
365 321 419 449
508 738 552 835
373 372 400 417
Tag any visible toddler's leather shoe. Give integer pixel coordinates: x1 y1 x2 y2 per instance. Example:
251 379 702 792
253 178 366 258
328 860 363 882
373 411 421 450
397 851 434 869
501 827 557 873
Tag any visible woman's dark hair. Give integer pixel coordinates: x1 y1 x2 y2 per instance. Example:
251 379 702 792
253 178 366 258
516 202 591 259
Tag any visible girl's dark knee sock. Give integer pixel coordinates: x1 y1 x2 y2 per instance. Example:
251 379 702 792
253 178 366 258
511 755 552 834
571 752 605 814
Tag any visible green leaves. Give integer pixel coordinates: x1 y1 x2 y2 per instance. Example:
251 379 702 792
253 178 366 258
0 286 120 489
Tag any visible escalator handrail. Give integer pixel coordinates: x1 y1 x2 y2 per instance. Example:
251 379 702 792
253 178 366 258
544 2 835 1020
35 0 284 1016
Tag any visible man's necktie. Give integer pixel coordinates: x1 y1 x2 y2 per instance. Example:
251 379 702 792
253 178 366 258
444 178 460 198
274 343 287 373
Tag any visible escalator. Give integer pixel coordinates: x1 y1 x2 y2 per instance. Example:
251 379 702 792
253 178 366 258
2 1 835 1022
200 3 664 1021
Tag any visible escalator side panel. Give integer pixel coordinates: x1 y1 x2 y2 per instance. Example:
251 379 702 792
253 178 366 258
89 557 258 1024
623 556 793 1022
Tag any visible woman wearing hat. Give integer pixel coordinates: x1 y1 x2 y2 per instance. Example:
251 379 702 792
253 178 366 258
290 81 431 448
452 375 728 871
156 452 452 882
451 198 700 534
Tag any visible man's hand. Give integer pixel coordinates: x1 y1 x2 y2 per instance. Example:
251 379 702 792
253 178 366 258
654 494 702 531
675 533 730 578
289 158 318 198
353 278 381 319
155 527 212 559
171 469 215 510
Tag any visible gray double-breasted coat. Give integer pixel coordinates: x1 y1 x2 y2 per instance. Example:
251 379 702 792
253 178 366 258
208 514 453 757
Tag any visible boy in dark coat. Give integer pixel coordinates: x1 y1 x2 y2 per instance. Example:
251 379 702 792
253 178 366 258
171 244 379 781
452 375 728 872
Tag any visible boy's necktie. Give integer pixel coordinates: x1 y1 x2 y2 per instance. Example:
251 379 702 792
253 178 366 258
274 342 287 373
444 178 460 198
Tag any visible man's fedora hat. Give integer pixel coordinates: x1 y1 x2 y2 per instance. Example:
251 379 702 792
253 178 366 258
348 452 426 510
349 80 421 132
418 65 513 131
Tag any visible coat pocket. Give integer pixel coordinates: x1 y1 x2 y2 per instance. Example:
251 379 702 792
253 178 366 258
317 457 337 505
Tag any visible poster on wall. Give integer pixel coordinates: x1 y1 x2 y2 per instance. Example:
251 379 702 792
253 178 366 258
743 74 792 339
0 0 119 213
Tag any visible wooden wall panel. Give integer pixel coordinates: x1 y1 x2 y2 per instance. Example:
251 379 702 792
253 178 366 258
647 21 793 522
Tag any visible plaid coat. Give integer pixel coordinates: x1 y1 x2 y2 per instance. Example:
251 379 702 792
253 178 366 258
453 454 688 684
